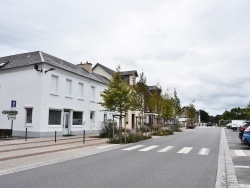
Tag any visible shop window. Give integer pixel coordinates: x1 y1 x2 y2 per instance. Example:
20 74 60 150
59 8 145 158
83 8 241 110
73 112 83 125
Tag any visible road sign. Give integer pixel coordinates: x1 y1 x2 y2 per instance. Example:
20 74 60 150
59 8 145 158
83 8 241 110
8 115 16 120
11 100 16 108
2 110 18 115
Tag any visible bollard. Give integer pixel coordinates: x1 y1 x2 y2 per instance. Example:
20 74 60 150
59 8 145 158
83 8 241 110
83 130 85 144
55 131 57 143
25 128 27 141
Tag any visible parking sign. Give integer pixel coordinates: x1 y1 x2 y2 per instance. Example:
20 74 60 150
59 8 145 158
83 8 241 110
11 100 16 108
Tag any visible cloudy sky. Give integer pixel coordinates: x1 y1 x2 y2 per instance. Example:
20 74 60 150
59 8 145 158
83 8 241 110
1 0 250 116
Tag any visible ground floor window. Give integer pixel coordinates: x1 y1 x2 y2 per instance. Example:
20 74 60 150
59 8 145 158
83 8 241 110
73 111 83 125
90 111 95 120
25 108 33 123
49 110 61 125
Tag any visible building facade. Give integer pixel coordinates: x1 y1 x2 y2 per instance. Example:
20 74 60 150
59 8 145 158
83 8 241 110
0 51 110 137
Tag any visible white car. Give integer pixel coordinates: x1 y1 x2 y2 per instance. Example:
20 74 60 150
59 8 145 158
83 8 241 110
226 123 232 129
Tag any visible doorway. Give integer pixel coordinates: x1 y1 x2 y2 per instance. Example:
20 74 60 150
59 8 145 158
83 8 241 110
63 112 70 135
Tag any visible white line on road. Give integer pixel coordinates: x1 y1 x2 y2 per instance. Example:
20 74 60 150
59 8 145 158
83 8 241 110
138 145 159 151
198 148 210 155
96 144 119 149
122 145 145 151
177 147 193 154
234 150 247 156
157 146 174 153
234 165 250 169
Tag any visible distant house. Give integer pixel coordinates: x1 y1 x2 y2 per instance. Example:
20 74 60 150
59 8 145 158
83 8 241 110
0 51 111 137
92 63 139 130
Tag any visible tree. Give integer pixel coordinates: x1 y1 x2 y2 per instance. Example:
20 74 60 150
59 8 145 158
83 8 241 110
130 72 150 131
187 103 196 125
149 86 163 127
246 101 250 120
161 93 174 125
200 110 209 123
99 66 132 143
172 88 182 127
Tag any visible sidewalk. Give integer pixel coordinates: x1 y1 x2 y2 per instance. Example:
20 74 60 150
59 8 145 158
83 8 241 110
0 135 122 176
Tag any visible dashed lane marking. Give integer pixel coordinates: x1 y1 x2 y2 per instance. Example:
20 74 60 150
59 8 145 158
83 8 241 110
157 146 174 153
198 148 210 155
234 165 250 169
138 145 159 151
122 145 145 151
234 150 247 156
177 147 193 154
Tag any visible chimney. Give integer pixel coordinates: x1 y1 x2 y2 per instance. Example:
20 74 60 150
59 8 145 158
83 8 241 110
78 61 92 73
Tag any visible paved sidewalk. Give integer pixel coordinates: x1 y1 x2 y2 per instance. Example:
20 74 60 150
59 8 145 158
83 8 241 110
0 135 123 176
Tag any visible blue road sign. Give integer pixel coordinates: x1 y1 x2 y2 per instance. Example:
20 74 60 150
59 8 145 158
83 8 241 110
11 100 16 108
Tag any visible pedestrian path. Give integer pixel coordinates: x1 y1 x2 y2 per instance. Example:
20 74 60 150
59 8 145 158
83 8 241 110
121 144 210 155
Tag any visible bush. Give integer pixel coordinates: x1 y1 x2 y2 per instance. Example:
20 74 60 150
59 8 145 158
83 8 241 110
107 133 152 144
152 129 173 136
186 125 195 129
99 120 118 138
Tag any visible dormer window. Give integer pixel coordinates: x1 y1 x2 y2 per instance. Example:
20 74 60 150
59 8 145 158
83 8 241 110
0 61 9 68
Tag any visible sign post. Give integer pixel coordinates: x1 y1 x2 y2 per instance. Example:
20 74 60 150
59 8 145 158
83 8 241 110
2 100 18 138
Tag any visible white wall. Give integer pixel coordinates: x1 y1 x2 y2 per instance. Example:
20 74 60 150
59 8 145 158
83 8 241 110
0 64 108 137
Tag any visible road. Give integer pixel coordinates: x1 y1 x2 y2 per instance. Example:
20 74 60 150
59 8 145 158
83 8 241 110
0 127 221 188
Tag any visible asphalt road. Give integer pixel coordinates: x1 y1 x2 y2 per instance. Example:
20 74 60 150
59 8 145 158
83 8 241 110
0 127 221 188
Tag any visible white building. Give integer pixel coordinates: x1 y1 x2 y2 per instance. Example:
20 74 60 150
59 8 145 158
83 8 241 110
0 51 110 137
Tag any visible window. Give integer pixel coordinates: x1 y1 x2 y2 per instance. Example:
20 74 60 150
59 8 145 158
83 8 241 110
51 75 58 94
90 86 95 101
104 114 107 122
73 112 83 125
78 83 84 99
26 108 33 123
90 111 95 121
66 79 72 97
49 110 61 125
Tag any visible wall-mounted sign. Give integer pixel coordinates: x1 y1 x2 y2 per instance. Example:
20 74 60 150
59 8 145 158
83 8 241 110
11 100 16 108
2 110 18 115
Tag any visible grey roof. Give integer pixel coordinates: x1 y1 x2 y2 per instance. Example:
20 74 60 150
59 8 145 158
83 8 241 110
0 51 107 84
148 85 161 92
92 63 115 76
93 63 138 77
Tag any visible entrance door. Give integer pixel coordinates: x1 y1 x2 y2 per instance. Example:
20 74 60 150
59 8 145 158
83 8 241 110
63 112 70 135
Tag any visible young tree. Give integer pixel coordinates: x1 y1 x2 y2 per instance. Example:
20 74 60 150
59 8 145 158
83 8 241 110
172 88 182 126
99 66 132 143
130 72 150 129
187 103 196 125
161 93 174 126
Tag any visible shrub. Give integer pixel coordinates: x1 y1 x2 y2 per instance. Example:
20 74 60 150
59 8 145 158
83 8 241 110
107 133 152 144
99 120 118 138
152 129 173 136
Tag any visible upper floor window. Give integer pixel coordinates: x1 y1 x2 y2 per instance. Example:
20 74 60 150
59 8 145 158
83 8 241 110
78 83 84 99
51 75 58 95
66 79 72 97
90 86 95 101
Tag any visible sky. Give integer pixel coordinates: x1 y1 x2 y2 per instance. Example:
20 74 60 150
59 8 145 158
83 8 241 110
1 0 250 116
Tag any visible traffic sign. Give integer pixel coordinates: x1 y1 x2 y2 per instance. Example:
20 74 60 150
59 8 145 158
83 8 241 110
8 115 16 120
2 110 18 115
11 100 16 108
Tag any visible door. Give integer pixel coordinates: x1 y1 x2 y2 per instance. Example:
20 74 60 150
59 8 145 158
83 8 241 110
63 112 70 135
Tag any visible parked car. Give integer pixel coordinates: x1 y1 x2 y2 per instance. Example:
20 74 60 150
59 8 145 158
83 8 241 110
239 122 250 143
206 122 212 127
242 126 250 147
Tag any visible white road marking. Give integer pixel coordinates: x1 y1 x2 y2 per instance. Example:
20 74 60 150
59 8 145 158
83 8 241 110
198 148 210 155
138 145 159 151
239 184 250 188
234 165 250 169
122 145 145 151
234 150 247 156
97 144 119 149
177 147 193 154
157 146 174 153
